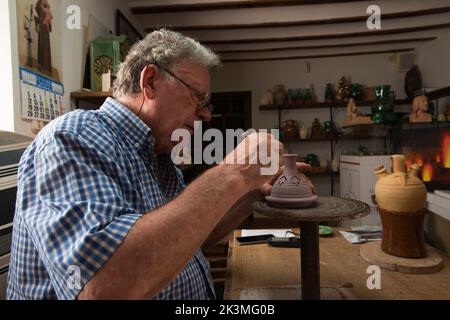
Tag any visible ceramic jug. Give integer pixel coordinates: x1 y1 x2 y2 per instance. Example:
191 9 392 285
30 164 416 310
266 154 317 208
373 154 428 258
299 126 309 140
373 154 426 212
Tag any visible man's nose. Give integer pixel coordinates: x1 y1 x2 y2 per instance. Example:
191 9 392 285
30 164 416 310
196 106 212 122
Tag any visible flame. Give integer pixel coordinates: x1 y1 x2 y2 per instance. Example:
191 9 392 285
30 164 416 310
422 163 434 182
416 156 424 167
436 153 441 164
405 159 412 171
444 134 450 168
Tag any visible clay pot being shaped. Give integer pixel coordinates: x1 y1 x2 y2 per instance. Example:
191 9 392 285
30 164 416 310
266 154 318 208
373 154 428 258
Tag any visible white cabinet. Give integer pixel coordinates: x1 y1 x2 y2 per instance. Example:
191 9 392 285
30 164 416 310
340 155 392 226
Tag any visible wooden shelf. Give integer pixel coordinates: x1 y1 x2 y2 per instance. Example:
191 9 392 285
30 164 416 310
70 91 113 99
305 170 340 176
426 86 450 100
341 121 450 131
260 101 343 110
260 98 412 111
70 91 113 110
282 137 332 143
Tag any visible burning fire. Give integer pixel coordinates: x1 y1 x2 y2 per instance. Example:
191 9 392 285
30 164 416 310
422 163 434 182
416 156 424 167
443 134 450 169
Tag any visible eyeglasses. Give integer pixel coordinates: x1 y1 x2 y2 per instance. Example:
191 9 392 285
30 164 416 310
154 63 214 113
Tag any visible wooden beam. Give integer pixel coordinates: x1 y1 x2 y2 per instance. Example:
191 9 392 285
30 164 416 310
216 37 436 54
132 0 363 14
202 23 450 45
221 48 415 63
145 6 450 32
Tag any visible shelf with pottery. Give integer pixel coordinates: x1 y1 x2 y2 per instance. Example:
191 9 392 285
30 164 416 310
341 120 450 131
259 98 412 111
259 85 450 112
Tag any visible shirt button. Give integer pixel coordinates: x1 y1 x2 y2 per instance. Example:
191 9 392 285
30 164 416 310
134 142 140 148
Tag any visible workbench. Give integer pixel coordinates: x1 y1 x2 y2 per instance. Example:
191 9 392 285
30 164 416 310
224 229 450 300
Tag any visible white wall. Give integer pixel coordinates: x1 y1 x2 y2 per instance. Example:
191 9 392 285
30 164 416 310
2 0 143 136
61 0 145 110
417 28 450 109
0 0 17 133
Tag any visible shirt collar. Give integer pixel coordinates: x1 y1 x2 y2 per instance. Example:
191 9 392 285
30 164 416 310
99 97 152 149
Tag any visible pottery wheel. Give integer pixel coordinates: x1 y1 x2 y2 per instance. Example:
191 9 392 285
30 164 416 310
253 196 370 300
253 196 370 222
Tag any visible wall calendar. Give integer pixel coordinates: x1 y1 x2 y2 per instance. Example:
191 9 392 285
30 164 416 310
19 67 65 122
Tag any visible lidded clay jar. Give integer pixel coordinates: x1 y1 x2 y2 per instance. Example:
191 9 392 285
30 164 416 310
373 154 426 212
266 154 317 208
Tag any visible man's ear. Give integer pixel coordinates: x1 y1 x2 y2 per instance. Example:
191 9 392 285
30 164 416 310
140 65 158 99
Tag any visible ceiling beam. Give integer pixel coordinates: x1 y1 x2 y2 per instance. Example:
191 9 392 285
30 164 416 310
216 37 436 54
202 22 450 45
131 0 364 14
145 6 450 32
221 48 415 63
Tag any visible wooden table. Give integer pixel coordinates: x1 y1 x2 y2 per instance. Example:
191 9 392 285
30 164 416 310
253 197 370 300
224 228 450 300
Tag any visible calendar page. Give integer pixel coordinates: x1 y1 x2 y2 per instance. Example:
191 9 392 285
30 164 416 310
19 67 65 122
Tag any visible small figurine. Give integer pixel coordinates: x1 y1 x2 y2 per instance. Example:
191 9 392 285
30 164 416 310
409 95 432 123
273 84 287 106
337 76 350 101
342 98 372 127
310 118 325 139
282 120 299 140
260 89 273 106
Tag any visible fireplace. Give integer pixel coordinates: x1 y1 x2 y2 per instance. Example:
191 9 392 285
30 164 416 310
393 125 450 192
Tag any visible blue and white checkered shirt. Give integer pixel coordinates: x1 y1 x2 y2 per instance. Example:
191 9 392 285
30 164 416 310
7 98 215 300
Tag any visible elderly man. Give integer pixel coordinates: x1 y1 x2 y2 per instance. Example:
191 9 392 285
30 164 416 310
7 29 287 300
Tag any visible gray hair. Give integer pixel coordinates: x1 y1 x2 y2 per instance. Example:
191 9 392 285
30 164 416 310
113 29 221 98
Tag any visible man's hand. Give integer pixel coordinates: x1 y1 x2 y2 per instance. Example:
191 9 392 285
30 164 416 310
220 132 284 192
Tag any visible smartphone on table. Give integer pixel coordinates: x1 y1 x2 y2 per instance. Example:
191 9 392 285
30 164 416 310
236 234 274 245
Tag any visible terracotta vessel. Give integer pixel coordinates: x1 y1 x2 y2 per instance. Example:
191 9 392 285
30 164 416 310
373 155 428 258
266 154 318 208
282 120 299 140
273 84 287 106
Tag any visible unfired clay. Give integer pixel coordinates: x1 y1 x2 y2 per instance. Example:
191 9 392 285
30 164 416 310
266 154 318 208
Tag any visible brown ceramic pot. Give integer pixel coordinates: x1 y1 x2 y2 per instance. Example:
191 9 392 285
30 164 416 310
266 154 317 208
378 207 427 258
